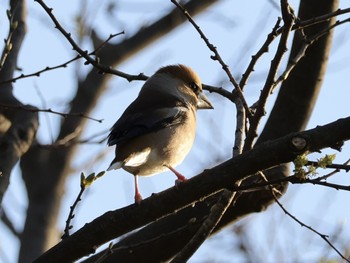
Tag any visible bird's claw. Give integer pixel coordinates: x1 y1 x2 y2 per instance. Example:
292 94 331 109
175 178 187 188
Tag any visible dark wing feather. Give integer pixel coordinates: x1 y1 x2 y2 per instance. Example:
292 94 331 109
107 103 187 146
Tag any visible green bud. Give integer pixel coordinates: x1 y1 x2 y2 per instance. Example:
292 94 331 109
84 173 96 187
80 172 86 188
6 42 12 52
318 154 336 168
11 21 18 30
96 171 105 178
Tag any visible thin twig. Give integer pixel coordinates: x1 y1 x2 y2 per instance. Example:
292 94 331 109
0 32 126 85
274 38 309 88
243 1 295 151
62 185 85 239
239 17 282 91
275 16 350 88
0 103 103 123
91 32 125 56
313 158 350 181
257 171 350 262
309 17 350 43
0 7 18 71
171 0 252 119
271 185 350 262
203 84 237 103
308 160 350 172
294 7 350 31
62 172 105 239
35 0 148 82
0 55 80 84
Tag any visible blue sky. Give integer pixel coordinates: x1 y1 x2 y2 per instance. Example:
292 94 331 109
1 0 350 262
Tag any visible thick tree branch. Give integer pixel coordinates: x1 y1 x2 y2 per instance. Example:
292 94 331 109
35 116 350 262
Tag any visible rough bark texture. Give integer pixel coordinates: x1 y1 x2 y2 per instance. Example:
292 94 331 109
36 116 350 262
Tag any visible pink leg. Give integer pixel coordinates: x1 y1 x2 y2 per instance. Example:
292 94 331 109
134 175 143 204
165 165 187 185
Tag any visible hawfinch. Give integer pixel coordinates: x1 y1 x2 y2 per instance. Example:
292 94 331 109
107 64 213 203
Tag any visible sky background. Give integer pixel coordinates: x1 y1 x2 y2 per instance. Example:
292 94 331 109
1 0 350 262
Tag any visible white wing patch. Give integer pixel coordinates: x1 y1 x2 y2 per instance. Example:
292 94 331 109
124 147 152 167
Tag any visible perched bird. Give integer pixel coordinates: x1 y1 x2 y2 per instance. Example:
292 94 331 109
107 64 213 203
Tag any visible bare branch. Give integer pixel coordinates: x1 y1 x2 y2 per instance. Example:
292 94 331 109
34 0 148 82
61 182 85 239
295 7 350 30
239 17 282 91
202 84 237 102
171 0 252 118
271 185 350 262
0 55 80 84
0 31 125 85
0 8 18 71
244 1 295 151
0 103 103 123
34 116 350 262
62 172 105 239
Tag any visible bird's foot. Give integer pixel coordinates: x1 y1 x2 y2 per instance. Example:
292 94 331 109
134 192 143 205
175 177 187 188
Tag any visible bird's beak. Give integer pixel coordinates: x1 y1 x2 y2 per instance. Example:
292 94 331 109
197 92 214 109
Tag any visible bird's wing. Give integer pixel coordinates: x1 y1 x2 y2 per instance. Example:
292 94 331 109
107 102 188 146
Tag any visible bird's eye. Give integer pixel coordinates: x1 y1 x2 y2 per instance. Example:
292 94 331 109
188 82 199 94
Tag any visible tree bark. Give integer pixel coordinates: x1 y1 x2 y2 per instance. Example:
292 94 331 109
35 116 350 263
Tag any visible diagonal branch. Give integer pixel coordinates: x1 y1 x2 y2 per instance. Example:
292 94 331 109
244 0 295 151
171 0 251 118
272 187 349 262
35 0 147 82
34 116 350 263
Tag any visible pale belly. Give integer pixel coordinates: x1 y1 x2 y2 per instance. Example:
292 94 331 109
122 118 196 176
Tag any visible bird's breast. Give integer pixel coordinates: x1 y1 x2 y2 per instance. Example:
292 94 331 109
120 110 196 176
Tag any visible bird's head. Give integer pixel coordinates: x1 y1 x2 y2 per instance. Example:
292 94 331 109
150 64 214 110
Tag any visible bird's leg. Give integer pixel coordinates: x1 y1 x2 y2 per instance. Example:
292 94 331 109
165 165 187 186
133 175 143 204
